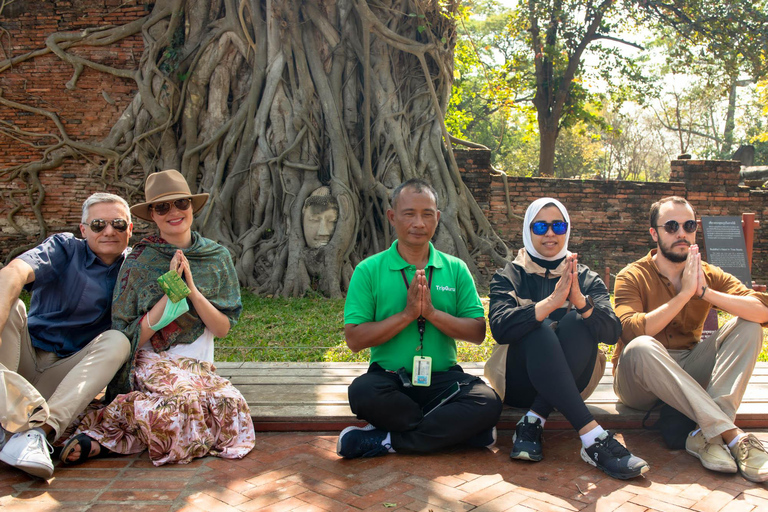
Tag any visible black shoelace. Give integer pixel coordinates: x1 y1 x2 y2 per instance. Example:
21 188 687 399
595 432 630 458
518 421 541 442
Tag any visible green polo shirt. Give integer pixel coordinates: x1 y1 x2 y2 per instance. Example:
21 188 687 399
344 240 484 372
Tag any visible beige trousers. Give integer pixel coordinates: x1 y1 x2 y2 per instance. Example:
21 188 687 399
0 300 130 440
614 317 763 442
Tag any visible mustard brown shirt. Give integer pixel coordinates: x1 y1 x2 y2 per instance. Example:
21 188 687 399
613 249 768 366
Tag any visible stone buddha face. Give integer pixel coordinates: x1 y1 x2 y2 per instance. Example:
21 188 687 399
302 188 339 248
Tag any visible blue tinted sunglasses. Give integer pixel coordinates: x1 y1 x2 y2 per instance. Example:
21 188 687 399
531 221 568 236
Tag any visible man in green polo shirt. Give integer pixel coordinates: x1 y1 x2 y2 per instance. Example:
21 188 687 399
336 179 502 459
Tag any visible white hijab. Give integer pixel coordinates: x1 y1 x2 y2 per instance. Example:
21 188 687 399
522 197 571 261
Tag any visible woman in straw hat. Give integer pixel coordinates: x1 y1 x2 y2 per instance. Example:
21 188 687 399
61 170 255 466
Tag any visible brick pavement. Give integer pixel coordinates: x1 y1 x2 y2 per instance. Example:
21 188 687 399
1 430 767 511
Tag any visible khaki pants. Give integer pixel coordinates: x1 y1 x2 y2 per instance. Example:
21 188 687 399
0 300 130 440
614 317 763 442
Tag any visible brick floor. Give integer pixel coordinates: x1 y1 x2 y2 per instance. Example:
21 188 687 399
1 430 767 511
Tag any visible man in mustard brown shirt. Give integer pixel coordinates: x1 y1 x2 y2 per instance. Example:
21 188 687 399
613 196 768 483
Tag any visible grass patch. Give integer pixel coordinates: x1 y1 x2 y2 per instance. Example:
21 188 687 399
219 289 768 363
216 291 360 362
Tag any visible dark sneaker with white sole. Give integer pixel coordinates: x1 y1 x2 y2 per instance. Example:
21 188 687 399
336 424 390 459
510 416 543 462
580 430 649 480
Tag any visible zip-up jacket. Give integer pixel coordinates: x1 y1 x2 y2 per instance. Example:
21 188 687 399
489 248 621 346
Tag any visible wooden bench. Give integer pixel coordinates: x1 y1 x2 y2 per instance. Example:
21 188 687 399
216 361 768 432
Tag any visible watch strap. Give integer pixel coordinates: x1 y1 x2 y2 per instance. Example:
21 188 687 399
576 295 594 314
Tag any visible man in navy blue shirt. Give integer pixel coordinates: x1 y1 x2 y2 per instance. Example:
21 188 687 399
0 193 133 479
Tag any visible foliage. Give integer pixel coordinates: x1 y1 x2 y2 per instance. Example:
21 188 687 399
598 108 671 181
639 0 767 82
449 0 767 177
746 79 768 164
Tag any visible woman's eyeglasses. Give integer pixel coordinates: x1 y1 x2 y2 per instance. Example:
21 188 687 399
530 221 568 236
87 219 129 233
149 198 192 216
655 219 697 234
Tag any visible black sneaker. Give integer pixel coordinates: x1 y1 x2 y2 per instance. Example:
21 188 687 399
510 416 543 461
336 424 390 459
467 426 497 449
580 431 650 480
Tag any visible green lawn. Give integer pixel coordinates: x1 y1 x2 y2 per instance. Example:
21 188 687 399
217 289 768 363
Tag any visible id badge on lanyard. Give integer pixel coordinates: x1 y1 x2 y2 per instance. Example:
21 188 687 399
400 267 434 386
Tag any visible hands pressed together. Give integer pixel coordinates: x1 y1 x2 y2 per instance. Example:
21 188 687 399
404 269 435 322
551 253 588 310
681 244 708 300
535 253 589 321
170 249 198 296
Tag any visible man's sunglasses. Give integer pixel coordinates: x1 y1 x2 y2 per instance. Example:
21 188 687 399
87 218 129 233
655 219 697 234
531 221 568 236
149 198 192 216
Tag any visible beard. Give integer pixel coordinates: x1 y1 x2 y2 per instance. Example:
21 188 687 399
658 238 690 263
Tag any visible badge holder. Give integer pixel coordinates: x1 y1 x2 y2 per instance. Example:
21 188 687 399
412 355 432 386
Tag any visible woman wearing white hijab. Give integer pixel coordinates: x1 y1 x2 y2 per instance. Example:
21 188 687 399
484 198 648 480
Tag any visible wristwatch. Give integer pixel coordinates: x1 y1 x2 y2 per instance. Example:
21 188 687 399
576 295 594 314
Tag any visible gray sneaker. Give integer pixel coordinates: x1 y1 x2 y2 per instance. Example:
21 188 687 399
0 429 54 479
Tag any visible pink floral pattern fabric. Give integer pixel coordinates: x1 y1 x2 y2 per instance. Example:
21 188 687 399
74 350 255 466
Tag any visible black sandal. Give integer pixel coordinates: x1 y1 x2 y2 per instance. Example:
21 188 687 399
60 434 111 466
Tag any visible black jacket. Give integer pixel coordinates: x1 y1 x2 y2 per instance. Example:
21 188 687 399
489 249 621 346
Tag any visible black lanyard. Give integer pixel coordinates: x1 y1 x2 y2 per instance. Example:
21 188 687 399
400 267 434 353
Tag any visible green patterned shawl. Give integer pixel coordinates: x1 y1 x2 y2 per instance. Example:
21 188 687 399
106 232 241 401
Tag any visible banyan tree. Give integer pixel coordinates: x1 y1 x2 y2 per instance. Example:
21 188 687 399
0 0 510 297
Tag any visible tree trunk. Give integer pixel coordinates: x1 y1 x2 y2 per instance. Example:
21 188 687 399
538 123 558 176
0 0 510 296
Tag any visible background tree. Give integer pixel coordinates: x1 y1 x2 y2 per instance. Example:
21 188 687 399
450 0 767 177
0 0 510 297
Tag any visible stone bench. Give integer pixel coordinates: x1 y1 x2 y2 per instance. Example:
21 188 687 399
216 361 768 432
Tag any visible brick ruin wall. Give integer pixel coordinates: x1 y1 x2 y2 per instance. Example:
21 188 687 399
0 1 148 255
2 2 767 283
458 150 768 284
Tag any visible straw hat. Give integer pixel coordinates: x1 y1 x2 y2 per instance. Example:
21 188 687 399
130 170 209 222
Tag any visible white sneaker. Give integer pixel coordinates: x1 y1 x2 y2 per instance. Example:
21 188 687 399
0 429 54 479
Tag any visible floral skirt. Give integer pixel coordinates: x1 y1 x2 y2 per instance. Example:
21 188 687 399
75 350 255 466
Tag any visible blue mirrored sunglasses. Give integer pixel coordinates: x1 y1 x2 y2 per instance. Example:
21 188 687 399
530 221 568 236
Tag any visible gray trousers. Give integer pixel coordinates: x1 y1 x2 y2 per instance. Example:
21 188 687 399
614 317 763 442
0 299 130 440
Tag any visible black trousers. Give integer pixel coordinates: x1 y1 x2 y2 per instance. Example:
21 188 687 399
348 363 502 453
504 311 598 432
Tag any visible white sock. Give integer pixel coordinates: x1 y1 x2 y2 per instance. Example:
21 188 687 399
382 432 396 453
525 410 546 427
580 425 606 448
690 428 701 437
728 433 747 449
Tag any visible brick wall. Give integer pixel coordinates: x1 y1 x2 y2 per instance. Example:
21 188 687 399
0 0 147 255
457 149 768 283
